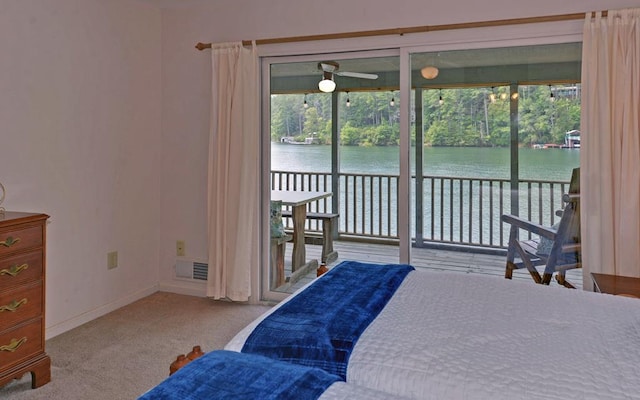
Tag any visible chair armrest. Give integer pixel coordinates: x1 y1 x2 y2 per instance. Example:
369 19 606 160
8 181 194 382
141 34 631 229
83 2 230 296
562 243 581 253
501 214 557 240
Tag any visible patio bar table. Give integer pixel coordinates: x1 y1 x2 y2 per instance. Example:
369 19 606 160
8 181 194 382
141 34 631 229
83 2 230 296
271 190 331 272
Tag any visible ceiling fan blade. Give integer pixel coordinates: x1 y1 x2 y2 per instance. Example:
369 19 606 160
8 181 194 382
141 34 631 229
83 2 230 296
318 61 338 73
336 71 378 80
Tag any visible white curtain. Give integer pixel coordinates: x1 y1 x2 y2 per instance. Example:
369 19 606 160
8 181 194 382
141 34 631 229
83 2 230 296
206 42 259 300
581 9 640 281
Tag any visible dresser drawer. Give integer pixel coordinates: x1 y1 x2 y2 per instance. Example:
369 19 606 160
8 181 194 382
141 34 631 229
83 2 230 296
0 225 43 258
0 251 43 291
0 283 42 331
0 319 43 371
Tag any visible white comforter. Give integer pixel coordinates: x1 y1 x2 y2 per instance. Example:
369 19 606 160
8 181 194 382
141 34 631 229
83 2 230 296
321 381 412 400
227 269 640 400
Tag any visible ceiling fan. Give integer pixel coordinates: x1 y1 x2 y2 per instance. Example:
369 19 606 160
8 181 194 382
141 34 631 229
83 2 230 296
317 61 378 92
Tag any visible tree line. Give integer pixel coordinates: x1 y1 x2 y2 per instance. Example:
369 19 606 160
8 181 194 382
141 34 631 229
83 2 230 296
270 85 581 147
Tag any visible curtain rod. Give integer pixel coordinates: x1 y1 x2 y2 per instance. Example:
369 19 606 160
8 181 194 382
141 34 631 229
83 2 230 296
195 10 607 50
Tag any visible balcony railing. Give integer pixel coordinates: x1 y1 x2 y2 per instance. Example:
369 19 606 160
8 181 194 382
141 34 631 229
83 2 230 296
271 170 571 250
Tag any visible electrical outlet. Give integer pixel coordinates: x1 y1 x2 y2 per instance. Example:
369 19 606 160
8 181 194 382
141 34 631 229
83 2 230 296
107 251 118 270
176 240 186 257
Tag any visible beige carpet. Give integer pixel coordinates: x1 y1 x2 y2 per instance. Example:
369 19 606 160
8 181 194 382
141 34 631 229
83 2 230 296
0 292 272 400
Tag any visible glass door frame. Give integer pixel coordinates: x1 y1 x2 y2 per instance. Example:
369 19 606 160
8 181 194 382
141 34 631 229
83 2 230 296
260 49 402 302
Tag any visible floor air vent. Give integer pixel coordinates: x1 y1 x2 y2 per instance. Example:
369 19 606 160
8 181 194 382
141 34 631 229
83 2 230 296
175 259 208 281
192 262 208 280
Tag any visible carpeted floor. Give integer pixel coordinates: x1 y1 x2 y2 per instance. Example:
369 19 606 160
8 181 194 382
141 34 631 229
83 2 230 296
0 292 272 400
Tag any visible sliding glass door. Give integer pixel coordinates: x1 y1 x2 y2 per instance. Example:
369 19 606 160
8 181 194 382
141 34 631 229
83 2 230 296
262 51 401 301
261 40 583 300
406 42 581 264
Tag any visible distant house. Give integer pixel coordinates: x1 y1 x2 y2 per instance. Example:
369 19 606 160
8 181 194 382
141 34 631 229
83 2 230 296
281 136 321 145
564 130 581 148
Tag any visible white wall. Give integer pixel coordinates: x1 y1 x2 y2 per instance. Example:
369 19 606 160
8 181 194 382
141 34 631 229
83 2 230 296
0 0 162 338
158 0 640 296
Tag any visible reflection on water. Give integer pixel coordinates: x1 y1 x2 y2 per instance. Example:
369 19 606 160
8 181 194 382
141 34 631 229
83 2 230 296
271 143 579 181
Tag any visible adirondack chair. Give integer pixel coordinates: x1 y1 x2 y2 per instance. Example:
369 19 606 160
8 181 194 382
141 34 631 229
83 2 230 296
501 168 581 288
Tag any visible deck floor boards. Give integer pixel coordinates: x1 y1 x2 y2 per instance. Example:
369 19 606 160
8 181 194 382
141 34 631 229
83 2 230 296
279 240 584 293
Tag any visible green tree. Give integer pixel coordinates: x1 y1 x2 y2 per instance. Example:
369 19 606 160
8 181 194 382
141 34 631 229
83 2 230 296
271 84 580 148
487 91 510 146
303 107 323 137
271 94 304 141
340 122 360 145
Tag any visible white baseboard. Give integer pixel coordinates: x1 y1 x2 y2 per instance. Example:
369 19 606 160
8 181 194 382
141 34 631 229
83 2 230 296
158 279 207 297
45 285 159 340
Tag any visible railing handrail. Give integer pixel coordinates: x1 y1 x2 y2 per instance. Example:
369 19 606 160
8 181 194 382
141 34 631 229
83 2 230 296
272 169 569 184
271 170 570 249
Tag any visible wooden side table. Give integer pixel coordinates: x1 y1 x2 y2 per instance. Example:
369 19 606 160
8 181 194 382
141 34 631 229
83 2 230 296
591 273 640 298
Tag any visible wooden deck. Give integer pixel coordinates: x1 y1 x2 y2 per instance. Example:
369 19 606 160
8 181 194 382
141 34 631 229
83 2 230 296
278 239 584 293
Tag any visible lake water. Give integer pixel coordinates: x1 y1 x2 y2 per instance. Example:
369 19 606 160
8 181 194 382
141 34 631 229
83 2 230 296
272 143 580 181
271 143 580 247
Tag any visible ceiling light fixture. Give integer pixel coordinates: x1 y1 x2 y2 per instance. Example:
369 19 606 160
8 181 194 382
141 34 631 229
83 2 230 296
318 71 336 93
389 91 395 107
303 93 309 108
421 66 439 80
549 85 555 102
439 89 444 105
346 91 351 107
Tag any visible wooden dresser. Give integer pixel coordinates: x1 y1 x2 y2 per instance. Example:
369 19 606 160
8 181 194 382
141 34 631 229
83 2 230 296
0 212 50 389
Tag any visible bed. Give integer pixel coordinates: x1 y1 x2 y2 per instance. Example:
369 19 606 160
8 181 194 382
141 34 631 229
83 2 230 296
226 260 640 400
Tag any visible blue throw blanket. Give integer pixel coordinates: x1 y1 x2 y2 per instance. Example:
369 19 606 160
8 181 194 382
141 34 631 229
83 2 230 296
138 350 340 400
242 260 414 379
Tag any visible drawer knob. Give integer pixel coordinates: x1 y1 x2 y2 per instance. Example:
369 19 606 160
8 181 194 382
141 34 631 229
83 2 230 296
0 263 28 277
0 337 27 352
0 236 21 248
0 298 27 312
